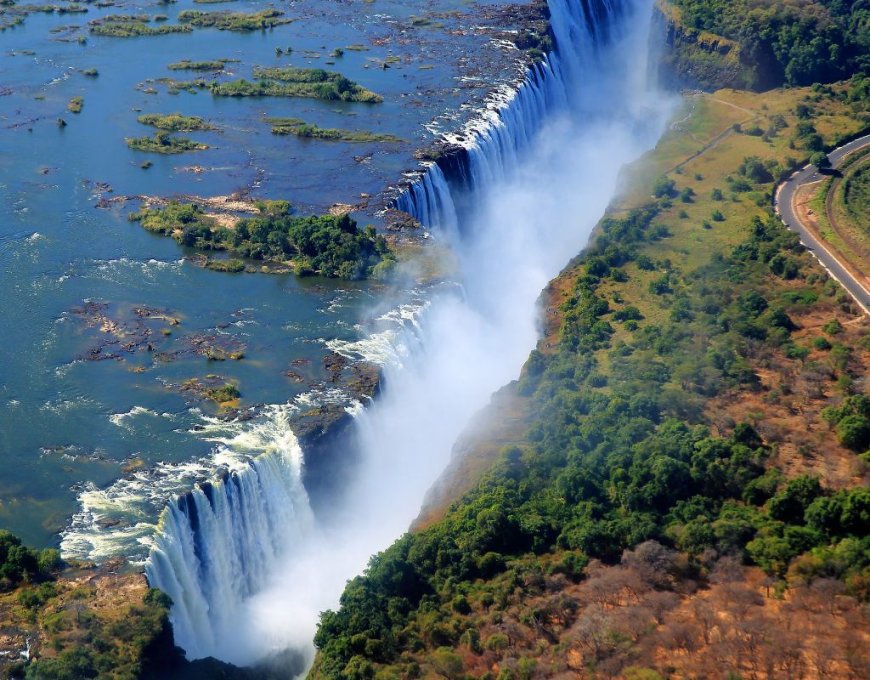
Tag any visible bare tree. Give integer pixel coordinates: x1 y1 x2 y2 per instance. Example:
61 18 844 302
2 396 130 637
621 540 680 590
842 630 870 680
722 582 763 619
610 604 654 642
584 567 647 607
568 603 611 660
689 598 719 645
809 577 845 614
809 637 838 679
660 620 699 653
773 632 805 680
734 615 769 677
646 590 680 625
709 555 744 584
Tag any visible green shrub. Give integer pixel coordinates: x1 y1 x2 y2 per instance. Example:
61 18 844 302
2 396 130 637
822 319 844 335
484 633 509 652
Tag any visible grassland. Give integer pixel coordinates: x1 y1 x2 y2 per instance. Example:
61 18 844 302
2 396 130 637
619 83 869 268
813 148 870 275
841 153 870 234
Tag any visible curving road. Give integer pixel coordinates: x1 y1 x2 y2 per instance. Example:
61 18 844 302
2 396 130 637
775 133 870 316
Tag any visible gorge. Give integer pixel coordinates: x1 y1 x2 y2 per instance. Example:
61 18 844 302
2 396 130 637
145 0 671 670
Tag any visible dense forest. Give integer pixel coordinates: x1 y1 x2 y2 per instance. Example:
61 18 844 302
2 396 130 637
670 0 870 88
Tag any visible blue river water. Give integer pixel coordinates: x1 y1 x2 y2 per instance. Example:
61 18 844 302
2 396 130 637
0 0 529 548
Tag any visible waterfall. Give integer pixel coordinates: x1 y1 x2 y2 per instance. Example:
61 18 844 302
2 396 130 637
395 165 460 240
145 406 315 663
395 0 631 233
144 0 670 668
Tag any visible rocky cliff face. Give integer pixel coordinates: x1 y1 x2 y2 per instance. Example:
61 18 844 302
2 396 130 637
653 0 755 90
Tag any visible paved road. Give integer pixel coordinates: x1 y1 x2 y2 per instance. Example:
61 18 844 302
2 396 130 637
775 133 870 315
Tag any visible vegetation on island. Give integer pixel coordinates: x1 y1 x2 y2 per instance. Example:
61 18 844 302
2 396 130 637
179 377 242 405
267 117 402 142
66 96 83 113
204 258 246 273
310 74 870 680
177 9 292 31
211 67 383 103
130 201 396 280
167 59 229 71
205 382 240 403
1 3 87 32
125 132 209 154
137 113 216 132
89 15 191 38
154 77 209 94
664 0 870 89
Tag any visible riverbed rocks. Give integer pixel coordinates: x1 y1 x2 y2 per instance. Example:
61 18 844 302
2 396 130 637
69 300 251 368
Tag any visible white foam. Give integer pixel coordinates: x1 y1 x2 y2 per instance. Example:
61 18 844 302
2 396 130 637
108 405 162 429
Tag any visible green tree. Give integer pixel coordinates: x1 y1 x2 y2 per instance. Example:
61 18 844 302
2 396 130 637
835 415 870 451
767 476 823 523
810 151 831 170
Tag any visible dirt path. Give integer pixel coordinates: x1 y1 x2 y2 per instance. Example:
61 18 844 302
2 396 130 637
670 96 758 174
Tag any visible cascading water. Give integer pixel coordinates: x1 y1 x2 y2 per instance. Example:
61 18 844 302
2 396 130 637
145 406 315 662
395 0 629 230
146 0 673 670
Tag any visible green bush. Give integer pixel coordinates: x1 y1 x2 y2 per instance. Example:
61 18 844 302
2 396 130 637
822 319 844 335
653 176 676 198
484 633 509 652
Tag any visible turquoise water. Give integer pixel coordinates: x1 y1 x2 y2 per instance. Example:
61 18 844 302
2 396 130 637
0 0 526 548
